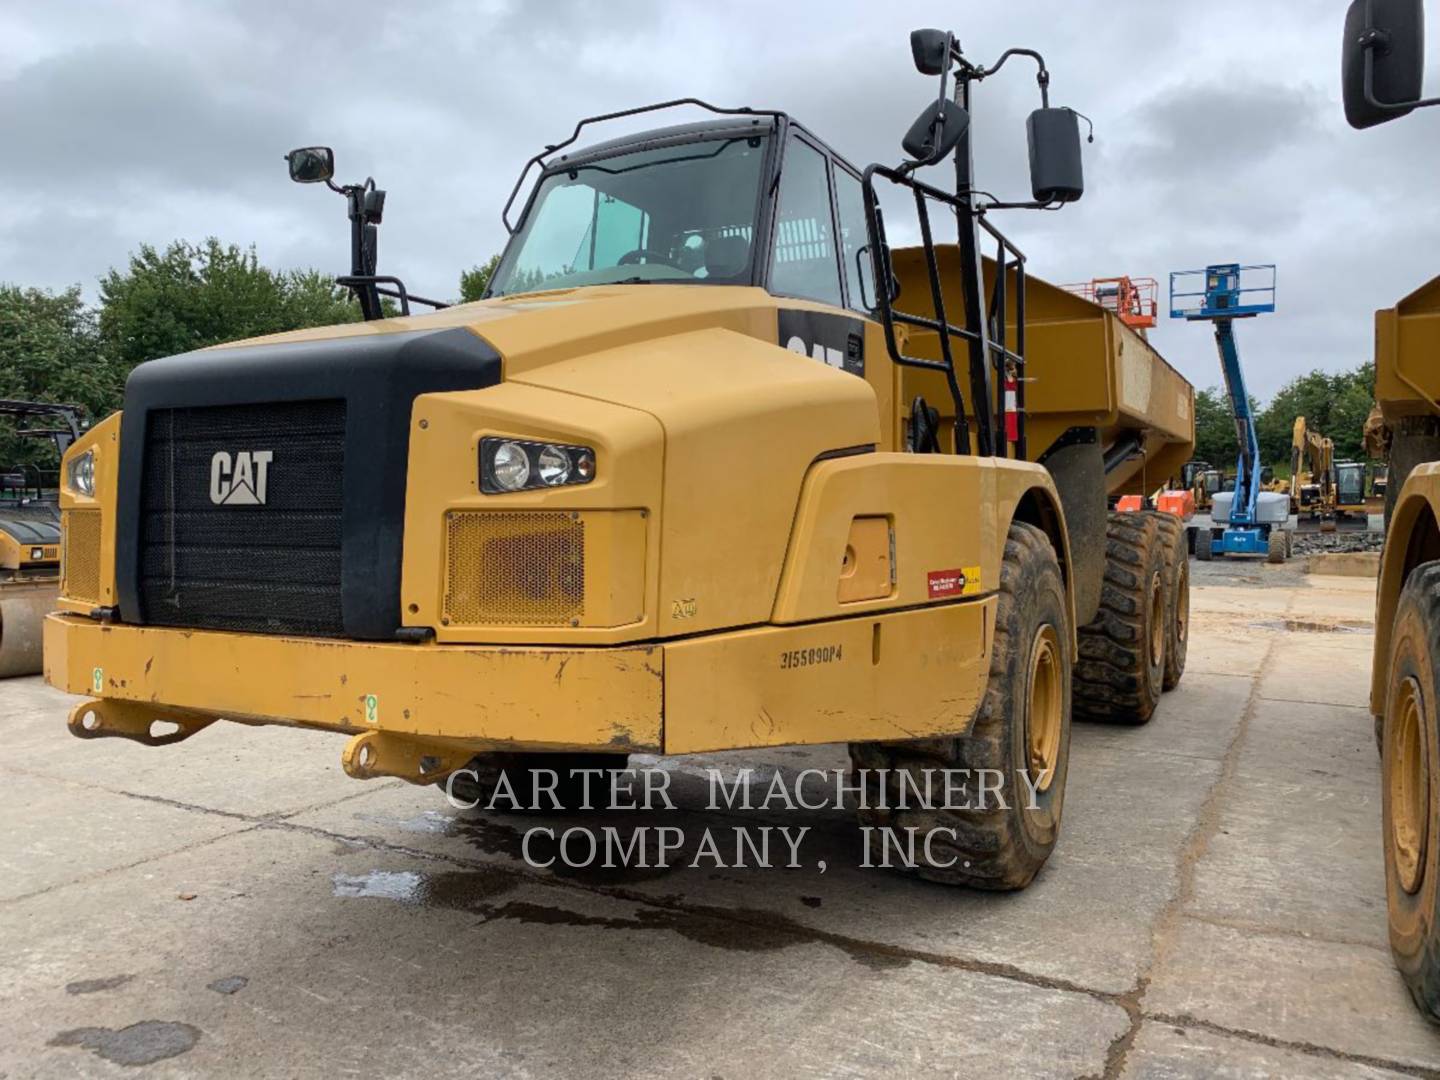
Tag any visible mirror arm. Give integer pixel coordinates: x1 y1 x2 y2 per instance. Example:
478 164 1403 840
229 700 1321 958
1363 41 1440 114
974 47 1051 106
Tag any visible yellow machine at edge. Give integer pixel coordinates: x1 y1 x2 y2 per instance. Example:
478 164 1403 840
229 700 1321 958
47 28 1194 891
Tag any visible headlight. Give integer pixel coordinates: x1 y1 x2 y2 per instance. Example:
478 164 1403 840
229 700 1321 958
66 449 95 497
480 438 596 494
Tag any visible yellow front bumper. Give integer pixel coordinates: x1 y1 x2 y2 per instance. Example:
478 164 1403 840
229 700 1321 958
44 597 994 777
44 613 663 754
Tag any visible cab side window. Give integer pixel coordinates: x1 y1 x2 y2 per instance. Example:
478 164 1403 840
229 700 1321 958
769 136 843 307
833 168 874 314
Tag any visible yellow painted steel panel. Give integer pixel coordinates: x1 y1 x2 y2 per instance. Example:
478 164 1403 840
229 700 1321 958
44 614 663 752
663 599 996 754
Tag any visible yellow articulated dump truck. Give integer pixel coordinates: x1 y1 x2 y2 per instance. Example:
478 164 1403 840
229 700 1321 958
47 29 1192 890
1345 0 1440 1018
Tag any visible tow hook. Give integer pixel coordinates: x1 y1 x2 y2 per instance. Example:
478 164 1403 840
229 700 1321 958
67 699 218 746
340 731 470 785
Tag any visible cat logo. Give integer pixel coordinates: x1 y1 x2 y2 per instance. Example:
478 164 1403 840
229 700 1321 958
210 450 274 506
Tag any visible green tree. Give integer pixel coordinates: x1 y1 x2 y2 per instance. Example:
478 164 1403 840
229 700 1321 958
1254 364 1376 465
97 238 362 372
459 254 502 303
1193 387 1239 467
0 285 112 467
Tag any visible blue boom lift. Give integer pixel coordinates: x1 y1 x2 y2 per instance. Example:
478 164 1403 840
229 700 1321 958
1170 264 1290 563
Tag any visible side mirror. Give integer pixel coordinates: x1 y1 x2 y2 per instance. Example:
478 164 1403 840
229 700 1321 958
286 146 335 184
1026 108 1084 203
902 100 970 165
910 29 951 76
1343 0 1424 128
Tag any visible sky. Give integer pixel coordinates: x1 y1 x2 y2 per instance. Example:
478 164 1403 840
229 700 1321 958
2 0 1436 401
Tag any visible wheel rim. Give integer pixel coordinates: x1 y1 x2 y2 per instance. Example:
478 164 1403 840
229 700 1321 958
1148 571 1165 669
1391 676 1430 895
1175 565 1189 646
1027 624 1062 793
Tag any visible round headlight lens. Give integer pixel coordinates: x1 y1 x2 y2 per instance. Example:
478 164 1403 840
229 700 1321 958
537 444 571 486
67 450 96 496
574 449 596 482
491 441 530 491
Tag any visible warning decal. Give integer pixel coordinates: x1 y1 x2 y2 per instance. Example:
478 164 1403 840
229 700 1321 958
927 566 982 599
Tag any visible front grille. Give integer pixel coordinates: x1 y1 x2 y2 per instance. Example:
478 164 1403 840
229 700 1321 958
443 511 584 626
139 400 346 636
62 509 102 604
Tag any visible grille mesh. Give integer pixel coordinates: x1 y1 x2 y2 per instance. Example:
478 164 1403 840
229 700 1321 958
444 511 585 626
139 400 346 636
62 509 101 604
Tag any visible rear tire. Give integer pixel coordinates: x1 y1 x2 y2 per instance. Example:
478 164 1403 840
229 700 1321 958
441 752 629 812
1196 527 1214 561
1074 512 1167 725
1267 529 1287 564
1383 562 1440 1021
1146 512 1189 692
846 521 1071 890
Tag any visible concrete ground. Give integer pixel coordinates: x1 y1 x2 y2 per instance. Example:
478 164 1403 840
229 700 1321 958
2 561 1437 1078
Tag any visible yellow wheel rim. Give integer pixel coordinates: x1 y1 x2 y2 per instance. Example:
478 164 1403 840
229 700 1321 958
1391 676 1430 895
1148 570 1165 669
1027 624 1062 794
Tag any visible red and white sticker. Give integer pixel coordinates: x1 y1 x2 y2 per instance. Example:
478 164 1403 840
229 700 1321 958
927 566 982 599
928 567 975 599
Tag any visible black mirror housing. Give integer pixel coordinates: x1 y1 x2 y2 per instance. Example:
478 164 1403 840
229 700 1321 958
1027 108 1084 203
286 146 335 184
902 100 970 165
910 29 951 76
1343 0 1424 129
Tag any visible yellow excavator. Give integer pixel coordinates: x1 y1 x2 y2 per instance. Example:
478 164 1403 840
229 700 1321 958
0 400 84 676
1290 415 1337 531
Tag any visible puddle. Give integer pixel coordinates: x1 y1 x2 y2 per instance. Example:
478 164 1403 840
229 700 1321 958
352 810 459 836
332 870 425 902
1248 618 1372 634
332 868 517 909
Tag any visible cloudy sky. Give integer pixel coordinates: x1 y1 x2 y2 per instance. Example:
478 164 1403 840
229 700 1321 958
2 0 1436 399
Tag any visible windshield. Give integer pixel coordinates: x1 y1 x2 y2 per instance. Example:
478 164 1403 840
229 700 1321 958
488 135 768 296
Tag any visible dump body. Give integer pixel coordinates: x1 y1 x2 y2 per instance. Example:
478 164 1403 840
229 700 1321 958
890 248 1195 493
1375 274 1440 423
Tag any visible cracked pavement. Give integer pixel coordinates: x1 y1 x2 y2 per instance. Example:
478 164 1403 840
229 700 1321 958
2 561 1438 1077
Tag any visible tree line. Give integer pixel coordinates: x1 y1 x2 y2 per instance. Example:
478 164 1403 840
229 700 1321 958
2 237 1378 474
1191 363 1376 473
0 240 499 466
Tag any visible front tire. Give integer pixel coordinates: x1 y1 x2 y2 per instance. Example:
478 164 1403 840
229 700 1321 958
847 521 1071 890
1267 529 1287 564
1196 527 1214 561
1383 562 1440 1021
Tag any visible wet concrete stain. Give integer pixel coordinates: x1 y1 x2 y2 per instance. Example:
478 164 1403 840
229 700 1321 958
470 899 910 970
49 1021 201 1066
206 975 248 995
1249 617 1371 634
64 974 133 995
800 896 823 908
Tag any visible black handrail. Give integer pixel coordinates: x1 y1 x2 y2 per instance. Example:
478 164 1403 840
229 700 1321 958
501 98 785 233
861 162 1028 459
